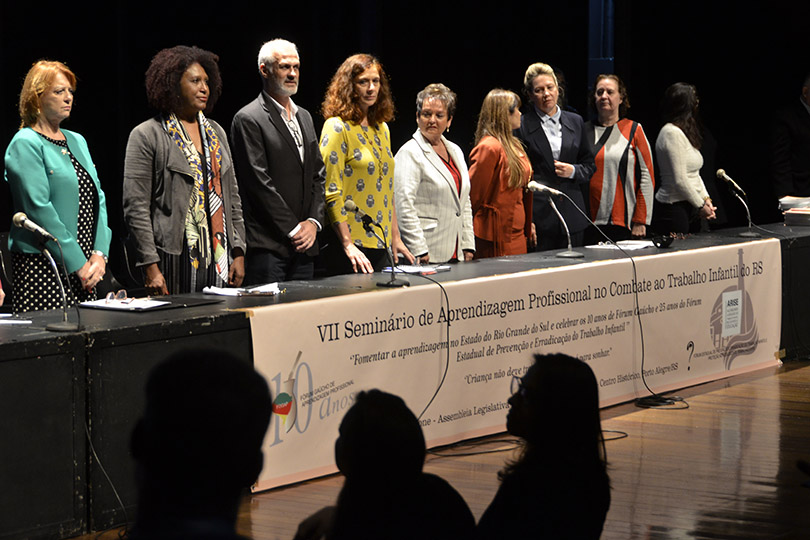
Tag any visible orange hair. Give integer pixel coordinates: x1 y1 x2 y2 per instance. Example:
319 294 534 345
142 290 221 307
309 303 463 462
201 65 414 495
18 60 77 129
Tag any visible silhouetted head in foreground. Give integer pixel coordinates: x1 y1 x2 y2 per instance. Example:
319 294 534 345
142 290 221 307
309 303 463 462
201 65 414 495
335 389 425 484
507 352 605 464
129 349 272 539
476 353 610 540
320 389 475 540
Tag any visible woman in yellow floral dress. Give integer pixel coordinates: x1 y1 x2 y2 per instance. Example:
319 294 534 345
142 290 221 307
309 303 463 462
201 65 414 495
319 54 413 274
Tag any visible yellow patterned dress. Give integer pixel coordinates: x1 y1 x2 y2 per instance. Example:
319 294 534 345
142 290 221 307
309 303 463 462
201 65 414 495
319 117 395 249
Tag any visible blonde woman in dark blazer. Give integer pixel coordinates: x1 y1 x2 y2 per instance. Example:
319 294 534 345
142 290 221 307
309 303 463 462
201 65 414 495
517 62 595 251
394 84 474 264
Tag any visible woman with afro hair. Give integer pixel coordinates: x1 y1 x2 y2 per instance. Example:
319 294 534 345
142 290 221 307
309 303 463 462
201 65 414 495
123 45 245 294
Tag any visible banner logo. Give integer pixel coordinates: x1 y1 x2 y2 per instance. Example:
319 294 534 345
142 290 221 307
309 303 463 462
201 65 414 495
709 248 759 369
271 351 301 433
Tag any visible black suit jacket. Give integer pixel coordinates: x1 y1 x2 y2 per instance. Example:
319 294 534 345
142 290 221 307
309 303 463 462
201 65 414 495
770 99 810 198
517 106 596 234
230 92 326 258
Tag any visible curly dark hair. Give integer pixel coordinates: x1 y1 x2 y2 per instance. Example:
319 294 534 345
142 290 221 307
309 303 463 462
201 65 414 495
144 45 222 115
321 53 394 126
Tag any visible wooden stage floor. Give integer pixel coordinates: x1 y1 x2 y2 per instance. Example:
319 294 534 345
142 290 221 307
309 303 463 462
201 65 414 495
82 360 810 540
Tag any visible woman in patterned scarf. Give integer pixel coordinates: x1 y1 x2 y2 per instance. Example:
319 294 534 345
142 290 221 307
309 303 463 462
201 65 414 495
124 46 246 295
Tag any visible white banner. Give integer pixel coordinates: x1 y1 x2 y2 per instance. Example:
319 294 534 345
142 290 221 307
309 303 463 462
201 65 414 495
249 239 781 491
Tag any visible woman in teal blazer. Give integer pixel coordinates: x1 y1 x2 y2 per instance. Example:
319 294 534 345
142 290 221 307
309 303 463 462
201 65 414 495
4 60 111 312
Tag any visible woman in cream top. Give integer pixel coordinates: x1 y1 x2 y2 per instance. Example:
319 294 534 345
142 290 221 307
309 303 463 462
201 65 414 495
652 83 716 234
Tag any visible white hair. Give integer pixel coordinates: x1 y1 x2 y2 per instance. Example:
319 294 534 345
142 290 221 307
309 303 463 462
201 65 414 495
257 39 299 73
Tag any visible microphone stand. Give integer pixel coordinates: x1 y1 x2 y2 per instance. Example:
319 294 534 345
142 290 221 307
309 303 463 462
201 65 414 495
361 221 408 288
730 190 760 238
41 242 83 332
548 198 584 258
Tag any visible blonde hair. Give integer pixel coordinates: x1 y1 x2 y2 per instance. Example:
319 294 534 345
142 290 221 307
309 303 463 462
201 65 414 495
523 62 558 93
18 60 77 129
474 89 526 190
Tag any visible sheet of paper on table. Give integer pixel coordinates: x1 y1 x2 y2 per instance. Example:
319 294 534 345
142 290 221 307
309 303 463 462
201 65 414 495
204 283 281 297
586 240 654 250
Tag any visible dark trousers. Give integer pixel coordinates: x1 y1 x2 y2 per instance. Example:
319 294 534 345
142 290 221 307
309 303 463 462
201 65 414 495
584 224 633 245
244 248 314 285
535 230 585 252
651 200 702 235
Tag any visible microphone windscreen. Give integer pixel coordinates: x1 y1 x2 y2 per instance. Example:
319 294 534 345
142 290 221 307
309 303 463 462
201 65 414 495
716 169 726 179
12 212 27 228
344 199 358 212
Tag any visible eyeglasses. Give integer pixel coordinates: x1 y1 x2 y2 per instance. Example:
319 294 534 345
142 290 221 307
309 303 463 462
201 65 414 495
105 289 133 304
510 375 529 397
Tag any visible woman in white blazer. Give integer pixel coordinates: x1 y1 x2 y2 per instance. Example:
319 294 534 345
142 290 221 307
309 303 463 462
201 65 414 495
394 84 475 264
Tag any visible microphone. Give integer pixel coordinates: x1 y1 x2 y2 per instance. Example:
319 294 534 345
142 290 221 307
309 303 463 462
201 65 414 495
13 212 82 330
527 181 564 197
344 199 376 227
344 200 407 287
716 170 759 238
13 212 57 242
716 169 746 197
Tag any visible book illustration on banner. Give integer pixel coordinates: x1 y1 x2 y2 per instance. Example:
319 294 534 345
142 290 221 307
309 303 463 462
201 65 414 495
709 247 759 370
272 350 302 433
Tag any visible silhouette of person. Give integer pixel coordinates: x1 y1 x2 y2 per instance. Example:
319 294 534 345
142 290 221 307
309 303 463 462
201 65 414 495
294 389 475 540
770 72 810 199
128 349 273 540
477 353 611 539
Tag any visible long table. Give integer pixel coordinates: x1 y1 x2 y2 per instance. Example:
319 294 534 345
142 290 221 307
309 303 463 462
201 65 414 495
0 224 807 539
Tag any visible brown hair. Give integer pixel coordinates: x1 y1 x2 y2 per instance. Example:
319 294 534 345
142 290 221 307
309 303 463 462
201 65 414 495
18 60 77 129
593 74 630 117
661 82 702 150
321 54 395 126
416 83 457 117
474 89 527 190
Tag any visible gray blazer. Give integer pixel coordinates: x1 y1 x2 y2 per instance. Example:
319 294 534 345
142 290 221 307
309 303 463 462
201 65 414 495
122 116 246 267
394 130 474 262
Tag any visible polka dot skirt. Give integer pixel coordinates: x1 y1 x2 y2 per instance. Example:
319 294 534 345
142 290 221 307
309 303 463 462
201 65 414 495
12 135 98 313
